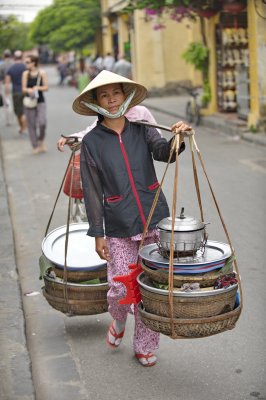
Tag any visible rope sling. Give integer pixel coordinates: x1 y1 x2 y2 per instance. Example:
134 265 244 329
137 128 242 339
44 144 81 314
43 127 242 331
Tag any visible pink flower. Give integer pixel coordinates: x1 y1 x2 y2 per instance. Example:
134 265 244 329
153 23 166 30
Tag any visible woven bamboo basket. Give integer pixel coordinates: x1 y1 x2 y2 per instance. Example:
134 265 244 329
43 288 108 315
138 273 238 319
138 302 241 338
43 275 108 315
141 262 233 288
52 265 107 283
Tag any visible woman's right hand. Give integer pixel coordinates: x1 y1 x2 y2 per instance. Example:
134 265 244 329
57 136 81 152
96 237 111 262
57 136 67 151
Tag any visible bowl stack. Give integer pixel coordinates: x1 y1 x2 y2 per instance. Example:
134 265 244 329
137 239 240 338
41 223 108 315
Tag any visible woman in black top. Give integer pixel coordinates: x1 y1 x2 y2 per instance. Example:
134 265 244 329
22 54 48 154
73 70 191 367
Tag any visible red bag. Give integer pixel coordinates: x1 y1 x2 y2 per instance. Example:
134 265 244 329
63 153 83 199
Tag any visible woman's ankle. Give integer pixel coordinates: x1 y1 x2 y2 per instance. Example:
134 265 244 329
113 319 126 333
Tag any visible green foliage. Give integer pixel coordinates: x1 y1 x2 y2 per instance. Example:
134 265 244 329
128 0 191 9
0 15 34 54
182 41 211 105
29 0 101 53
249 124 258 133
201 80 211 106
182 41 208 72
126 0 219 12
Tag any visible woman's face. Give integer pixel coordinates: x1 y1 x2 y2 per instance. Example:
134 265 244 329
25 58 33 70
96 83 125 114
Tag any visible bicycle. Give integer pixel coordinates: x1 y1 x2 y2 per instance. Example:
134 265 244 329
62 135 87 223
185 87 202 126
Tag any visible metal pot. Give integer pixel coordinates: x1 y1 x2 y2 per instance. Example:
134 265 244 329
157 207 208 253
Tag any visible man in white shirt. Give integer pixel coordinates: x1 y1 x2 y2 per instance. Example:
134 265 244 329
113 55 132 79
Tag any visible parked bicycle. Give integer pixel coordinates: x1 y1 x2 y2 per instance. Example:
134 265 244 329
177 85 202 126
62 135 87 223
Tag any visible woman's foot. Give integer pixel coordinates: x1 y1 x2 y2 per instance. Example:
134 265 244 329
32 147 40 155
38 141 47 153
135 352 157 367
106 320 126 348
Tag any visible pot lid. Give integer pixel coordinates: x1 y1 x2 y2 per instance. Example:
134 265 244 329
157 207 205 231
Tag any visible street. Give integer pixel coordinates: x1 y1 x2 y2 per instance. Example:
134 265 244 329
0 65 266 400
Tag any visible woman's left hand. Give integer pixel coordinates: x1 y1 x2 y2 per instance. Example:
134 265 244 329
171 121 192 135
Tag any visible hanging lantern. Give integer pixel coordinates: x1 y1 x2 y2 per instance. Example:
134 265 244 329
223 1 247 14
197 8 219 18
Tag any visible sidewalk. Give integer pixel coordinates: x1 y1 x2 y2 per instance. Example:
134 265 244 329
0 140 35 399
143 95 266 147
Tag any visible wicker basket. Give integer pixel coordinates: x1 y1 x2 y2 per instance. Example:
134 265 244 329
141 262 233 288
43 288 108 315
138 274 237 319
138 302 241 338
43 274 108 315
52 265 107 283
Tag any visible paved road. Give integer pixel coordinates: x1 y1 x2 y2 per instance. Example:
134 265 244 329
0 66 266 400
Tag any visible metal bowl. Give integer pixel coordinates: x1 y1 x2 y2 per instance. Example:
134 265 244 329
137 272 237 297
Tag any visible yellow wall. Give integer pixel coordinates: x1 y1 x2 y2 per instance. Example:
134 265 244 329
100 4 203 89
247 0 266 128
131 10 202 89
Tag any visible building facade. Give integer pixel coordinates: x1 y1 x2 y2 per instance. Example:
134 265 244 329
100 0 266 130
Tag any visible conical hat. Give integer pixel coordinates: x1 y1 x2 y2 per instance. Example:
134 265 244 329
72 70 147 116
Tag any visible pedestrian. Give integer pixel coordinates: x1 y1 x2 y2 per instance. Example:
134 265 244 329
5 50 27 134
57 57 68 86
103 52 115 72
113 54 132 79
57 104 162 151
75 57 90 93
22 54 48 154
0 49 14 126
92 54 104 76
72 70 191 367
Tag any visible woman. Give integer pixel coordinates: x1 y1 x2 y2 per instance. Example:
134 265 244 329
22 54 48 154
72 70 191 367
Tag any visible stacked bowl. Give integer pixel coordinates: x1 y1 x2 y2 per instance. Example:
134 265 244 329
137 210 240 338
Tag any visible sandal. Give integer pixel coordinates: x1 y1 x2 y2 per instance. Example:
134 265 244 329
135 352 157 367
106 321 125 349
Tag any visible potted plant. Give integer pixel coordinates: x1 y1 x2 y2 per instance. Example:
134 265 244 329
182 41 211 107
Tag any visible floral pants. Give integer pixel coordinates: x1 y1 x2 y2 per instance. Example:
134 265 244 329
106 231 160 353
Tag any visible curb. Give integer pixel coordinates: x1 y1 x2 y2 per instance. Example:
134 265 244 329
0 137 35 400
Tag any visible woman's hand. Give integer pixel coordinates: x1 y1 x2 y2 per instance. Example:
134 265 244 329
171 121 192 135
27 88 35 96
95 237 111 262
57 136 68 152
57 136 81 152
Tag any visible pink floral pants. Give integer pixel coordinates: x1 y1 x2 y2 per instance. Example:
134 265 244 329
106 231 160 353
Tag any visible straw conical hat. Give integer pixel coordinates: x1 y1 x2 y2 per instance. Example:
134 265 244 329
72 70 147 116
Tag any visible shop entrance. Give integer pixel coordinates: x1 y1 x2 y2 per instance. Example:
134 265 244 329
215 12 249 120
